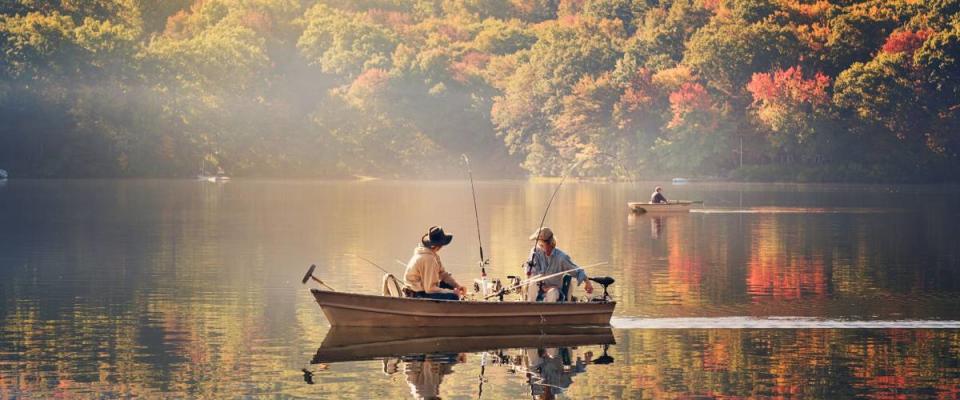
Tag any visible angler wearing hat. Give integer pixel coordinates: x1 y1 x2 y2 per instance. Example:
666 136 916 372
404 226 466 301
524 227 593 302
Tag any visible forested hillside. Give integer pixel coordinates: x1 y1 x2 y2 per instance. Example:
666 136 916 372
2 0 959 180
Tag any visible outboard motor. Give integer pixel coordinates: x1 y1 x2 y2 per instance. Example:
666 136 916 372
588 276 615 302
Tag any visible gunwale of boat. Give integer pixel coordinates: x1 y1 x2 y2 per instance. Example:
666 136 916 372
311 289 616 327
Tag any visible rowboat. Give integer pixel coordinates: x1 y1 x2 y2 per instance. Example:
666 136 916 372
312 325 615 363
310 289 616 327
628 201 696 213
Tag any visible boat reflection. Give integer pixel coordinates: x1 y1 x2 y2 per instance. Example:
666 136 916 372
627 212 687 240
512 345 612 399
310 326 615 399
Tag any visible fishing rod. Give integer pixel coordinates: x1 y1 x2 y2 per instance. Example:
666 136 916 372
345 253 397 276
534 159 583 241
462 154 490 297
478 352 487 399
486 261 608 300
525 159 584 278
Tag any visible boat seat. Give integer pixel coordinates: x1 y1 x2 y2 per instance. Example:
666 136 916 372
588 276 615 301
589 276 615 286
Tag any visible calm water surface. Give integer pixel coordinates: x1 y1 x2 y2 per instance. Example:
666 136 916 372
1 180 960 398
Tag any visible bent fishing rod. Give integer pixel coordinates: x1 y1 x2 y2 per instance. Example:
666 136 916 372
462 154 490 297
485 261 608 300
526 158 584 265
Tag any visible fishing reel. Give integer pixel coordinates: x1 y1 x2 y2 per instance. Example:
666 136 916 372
473 277 502 295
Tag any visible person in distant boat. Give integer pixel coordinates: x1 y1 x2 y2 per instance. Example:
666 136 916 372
524 228 593 302
650 186 668 204
404 226 466 301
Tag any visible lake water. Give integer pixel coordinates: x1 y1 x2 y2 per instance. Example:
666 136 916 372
1 179 959 398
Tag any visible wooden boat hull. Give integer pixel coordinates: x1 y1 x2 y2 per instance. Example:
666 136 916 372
311 289 615 327
313 325 615 363
628 201 693 213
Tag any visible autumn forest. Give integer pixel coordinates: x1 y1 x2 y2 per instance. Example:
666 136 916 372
2 0 959 181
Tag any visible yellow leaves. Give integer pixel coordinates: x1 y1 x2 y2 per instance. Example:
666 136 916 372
781 0 832 20
1 11 76 54
795 22 830 51
73 17 138 54
652 65 695 92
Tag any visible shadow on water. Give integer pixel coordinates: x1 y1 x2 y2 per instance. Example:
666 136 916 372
307 326 615 399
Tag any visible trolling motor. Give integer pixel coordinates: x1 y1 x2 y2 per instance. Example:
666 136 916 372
588 276 615 302
591 344 615 365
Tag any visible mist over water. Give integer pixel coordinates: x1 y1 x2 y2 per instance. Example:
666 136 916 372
1 180 959 398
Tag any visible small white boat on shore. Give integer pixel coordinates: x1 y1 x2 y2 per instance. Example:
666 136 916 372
197 174 230 182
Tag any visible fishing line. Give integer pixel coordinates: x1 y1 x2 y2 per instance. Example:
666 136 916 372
345 253 397 276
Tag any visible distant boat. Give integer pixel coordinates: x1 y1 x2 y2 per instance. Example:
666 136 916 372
628 201 697 213
197 174 230 182
196 161 230 182
671 177 689 184
0 169 7 180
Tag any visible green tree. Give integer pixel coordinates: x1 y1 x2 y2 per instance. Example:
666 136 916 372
297 4 397 76
684 20 800 97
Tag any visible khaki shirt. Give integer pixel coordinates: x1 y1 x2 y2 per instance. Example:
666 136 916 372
404 245 459 293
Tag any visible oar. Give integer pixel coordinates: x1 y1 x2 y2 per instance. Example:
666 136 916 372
301 264 336 291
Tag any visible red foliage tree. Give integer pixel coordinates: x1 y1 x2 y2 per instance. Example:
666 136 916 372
615 68 658 130
450 51 491 83
746 66 831 142
668 82 712 129
881 29 934 55
347 68 391 105
746 66 830 107
365 9 413 31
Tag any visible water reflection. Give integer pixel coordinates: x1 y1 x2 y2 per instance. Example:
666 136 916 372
400 354 463 400
310 326 615 399
302 326 960 399
514 346 601 399
1 180 959 398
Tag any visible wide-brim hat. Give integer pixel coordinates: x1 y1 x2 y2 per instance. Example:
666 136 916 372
529 227 555 242
422 226 453 247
